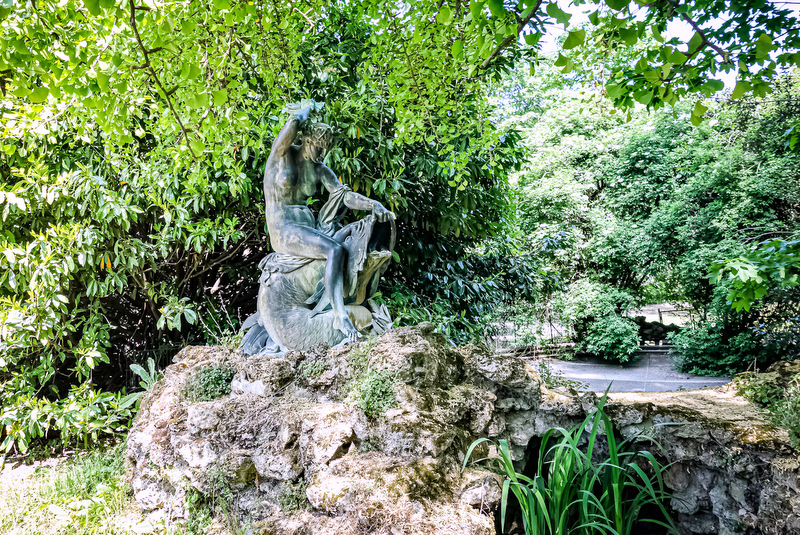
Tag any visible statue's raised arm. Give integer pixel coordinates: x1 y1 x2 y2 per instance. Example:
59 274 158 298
269 105 310 159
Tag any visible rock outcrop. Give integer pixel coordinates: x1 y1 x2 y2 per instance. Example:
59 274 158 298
127 324 800 535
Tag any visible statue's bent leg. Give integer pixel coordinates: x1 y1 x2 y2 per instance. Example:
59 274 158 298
272 224 362 343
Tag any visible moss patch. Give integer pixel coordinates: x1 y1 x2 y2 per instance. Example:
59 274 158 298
182 364 236 403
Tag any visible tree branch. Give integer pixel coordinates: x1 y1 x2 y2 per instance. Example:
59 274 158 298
481 1 543 69
128 0 196 158
679 12 729 62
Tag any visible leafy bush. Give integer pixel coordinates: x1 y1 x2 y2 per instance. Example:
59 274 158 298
556 279 639 362
182 365 235 403
464 394 677 535
585 315 640 363
0 1 524 452
0 385 136 453
671 324 760 377
670 287 783 376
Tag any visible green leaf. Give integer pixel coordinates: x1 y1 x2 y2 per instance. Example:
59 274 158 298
755 33 774 61
546 2 571 25
212 89 228 106
0 0 13 9
702 79 724 93
687 32 703 54
181 20 196 35
618 27 637 46
99 0 115 9
488 0 505 17
652 26 665 43
451 39 464 58
563 29 585 50
28 86 49 103
470 1 484 21
96 72 109 92
605 84 623 99
190 139 205 154
642 70 661 83
524 33 539 46
633 89 653 104
186 63 202 80
437 6 453 25
731 80 749 99
693 101 708 116
670 50 688 65
605 0 629 11
84 0 102 16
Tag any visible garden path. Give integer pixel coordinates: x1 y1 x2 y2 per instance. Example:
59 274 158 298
530 352 731 393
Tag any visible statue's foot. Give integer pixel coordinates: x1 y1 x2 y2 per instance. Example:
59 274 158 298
337 316 362 344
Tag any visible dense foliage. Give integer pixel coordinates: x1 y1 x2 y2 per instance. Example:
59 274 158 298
510 61 800 371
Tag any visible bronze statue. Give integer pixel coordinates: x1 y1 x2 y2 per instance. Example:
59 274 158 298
240 100 396 353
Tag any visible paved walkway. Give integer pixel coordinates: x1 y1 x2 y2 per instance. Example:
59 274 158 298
531 352 730 393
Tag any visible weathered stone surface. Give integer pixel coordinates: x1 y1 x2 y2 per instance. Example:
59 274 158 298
128 326 800 535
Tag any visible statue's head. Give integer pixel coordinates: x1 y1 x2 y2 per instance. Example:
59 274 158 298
301 122 334 163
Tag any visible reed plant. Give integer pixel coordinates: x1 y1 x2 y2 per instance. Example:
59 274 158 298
464 394 678 535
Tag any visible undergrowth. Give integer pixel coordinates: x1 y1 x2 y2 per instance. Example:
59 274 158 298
464 393 678 535
278 477 310 513
533 360 588 390
734 363 800 447
0 442 157 535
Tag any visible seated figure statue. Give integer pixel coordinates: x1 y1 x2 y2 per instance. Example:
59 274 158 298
240 100 396 354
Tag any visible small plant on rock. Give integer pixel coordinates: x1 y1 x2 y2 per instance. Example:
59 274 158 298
351 369 398 418
338 338 398 418
182 364 236 403
734 365 800 447
278 478 309 513
298 359 329 380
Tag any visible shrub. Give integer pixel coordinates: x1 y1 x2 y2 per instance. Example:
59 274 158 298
556 279 639 362
182 365 235 403
669 320 769 376
585 315 640 363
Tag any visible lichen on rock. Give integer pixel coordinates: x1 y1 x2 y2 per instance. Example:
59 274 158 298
127 324 800 535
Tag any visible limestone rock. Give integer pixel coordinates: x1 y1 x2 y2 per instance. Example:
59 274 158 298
127 326 800 535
